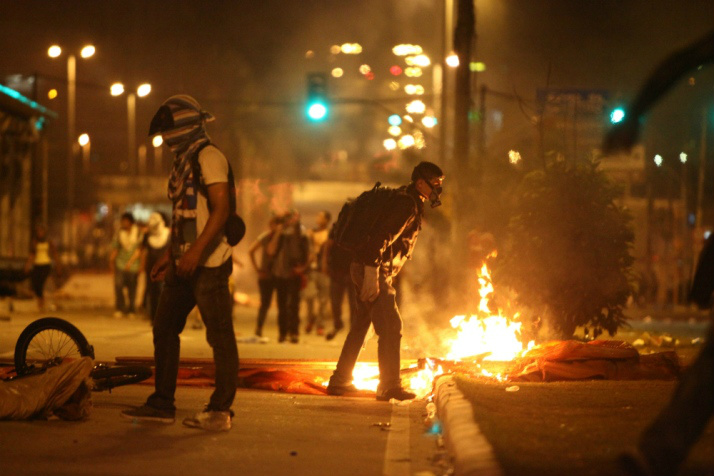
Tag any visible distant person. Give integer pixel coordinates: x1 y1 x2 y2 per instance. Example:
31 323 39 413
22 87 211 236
109 212 142 319
324 220 357 341
122 95 239 432
141 212 170 323
248 215 283 337
620 235 714 476
272 210 309 343
327 162 445 401
304 210 331 336
24 224 60 312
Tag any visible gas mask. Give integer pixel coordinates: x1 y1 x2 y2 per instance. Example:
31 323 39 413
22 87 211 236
421 176 443 208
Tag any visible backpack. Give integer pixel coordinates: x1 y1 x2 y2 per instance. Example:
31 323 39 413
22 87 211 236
330 182 416 262
191 142 246 246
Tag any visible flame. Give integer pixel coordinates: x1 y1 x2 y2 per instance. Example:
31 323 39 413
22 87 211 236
445 257 534 363
407 359 444 399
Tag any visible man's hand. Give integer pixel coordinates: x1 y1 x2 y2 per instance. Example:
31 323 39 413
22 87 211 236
176 245 203 278
151 251 170 282
360 265 380 302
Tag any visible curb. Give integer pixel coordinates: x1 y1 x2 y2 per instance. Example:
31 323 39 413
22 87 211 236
434 375 503 476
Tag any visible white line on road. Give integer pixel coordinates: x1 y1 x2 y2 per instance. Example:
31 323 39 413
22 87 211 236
383 402 411 476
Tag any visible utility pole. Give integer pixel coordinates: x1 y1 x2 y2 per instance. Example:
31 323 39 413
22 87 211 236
453 0 475 209
695 108 708 229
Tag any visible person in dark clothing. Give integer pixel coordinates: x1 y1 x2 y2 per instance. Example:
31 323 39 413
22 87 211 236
272 210 309 343
24 224 60 312
327 161 444 402
620 236 714 476
248 215 283 337
324 224 357 341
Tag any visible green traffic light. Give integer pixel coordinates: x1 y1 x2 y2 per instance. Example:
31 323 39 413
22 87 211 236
610 108 625 124
307 102 328 121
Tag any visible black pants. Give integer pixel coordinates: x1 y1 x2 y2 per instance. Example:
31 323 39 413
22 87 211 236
144 272 163 323
147 259 238 412
256 277 276 332
330 272 356 330
639 322 714 476
30 265 52 298
275 276 301 338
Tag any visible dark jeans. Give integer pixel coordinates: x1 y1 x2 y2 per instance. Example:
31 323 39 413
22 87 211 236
114 270 138 313
275 275 301 338
330 272 356 330
30 265 52 297
639 322 714 476
147 259 238 412
256 276 276 333
330 263 402 393
144 274 163 323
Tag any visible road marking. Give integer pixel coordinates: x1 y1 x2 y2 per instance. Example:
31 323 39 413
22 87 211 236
383 402 411 476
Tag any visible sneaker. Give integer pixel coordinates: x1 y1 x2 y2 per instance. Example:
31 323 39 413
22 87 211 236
121 405 175 423
183 410 232 432
376 387 416 402
326 383 360 396
289 334 299 344
304 323 313 334
278 334 287 343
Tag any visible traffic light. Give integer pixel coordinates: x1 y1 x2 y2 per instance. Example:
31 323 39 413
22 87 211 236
306 73 329 122
610 107 626 124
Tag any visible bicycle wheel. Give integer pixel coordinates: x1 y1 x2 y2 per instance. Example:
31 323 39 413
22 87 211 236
14 317 95 375
91 365 152 392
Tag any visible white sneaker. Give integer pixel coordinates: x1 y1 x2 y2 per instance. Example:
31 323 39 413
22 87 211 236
182 410 232 432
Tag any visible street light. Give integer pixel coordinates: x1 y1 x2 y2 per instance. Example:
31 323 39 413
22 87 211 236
78 133 90 174
111 82 152 174
152 135 164 174
48 43 95 258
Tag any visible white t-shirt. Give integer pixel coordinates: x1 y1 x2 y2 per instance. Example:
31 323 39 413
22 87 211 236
179 145 233 268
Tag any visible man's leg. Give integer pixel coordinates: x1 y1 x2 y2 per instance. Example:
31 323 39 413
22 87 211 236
329 263 373 388
125 271 138 314
274 278 289 340
329 276 345 331
256 277 273 336
287 276 302 338
194 260 238 412
635 324 714 476
370 273 404 395
114 270 126 314
315 272 330 332
145 265 196 412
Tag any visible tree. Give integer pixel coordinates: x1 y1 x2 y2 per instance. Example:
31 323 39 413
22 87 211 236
495 159 635 338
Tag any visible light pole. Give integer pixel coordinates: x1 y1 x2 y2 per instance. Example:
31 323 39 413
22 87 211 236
48 44 95 215
111 82 152 174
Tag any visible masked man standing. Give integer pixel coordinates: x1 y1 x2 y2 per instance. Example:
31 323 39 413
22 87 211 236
327 162 444 401
122 95 238 431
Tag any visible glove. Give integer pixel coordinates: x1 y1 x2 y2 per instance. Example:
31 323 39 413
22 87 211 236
359 265 380 303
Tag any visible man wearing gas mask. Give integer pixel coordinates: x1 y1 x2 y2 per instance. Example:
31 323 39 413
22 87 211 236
327 161 444 401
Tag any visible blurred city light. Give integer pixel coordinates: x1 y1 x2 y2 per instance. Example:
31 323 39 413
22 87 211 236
340 43 362 54
388 114 402 126
47 89 58 100
388 126 402 136
392 44 423 56
359 64 371 75
469 62 486 72
398 135 415 149
680 152 688 163
508 150 522 164
403 115 414 122
137 83 152 97
330 45 341 55
78 133 90 146
404 84 424 95
413 131 426 149
152 135 163 148
47 45 62 58
80 45 96 58
305 50 315 59
404 67 423 78
365 72 374 80
610 107 625 124
406 100 426 114
446 53 460 68
331 68 344 78
390 65 403 76
389 81 400 91
406 54 431 67
383 138 397 151
110 82 125 96
654 154 663 167
421 116 437 128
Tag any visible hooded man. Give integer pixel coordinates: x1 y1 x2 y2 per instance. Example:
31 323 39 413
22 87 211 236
121 95 238 432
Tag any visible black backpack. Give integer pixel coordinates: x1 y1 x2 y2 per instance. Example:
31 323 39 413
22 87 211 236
331 182 415 256
191 142 246 246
